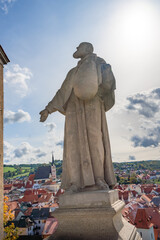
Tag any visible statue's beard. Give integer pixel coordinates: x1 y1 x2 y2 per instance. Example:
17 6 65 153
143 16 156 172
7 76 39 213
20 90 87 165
73 50 81 59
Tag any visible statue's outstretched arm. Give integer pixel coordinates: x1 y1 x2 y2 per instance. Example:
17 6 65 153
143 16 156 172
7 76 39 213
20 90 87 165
39 109 49 122
39 95 58 122
39 67 76 122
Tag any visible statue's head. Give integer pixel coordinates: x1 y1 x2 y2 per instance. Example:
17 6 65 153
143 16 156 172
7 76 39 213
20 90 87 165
73 42 94 59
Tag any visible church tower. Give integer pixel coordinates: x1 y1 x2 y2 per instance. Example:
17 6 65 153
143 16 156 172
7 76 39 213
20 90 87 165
52 151 55 166
51 152 56 180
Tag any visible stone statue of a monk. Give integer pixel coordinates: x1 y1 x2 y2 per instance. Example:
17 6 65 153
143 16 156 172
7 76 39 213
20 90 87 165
40 42 116 193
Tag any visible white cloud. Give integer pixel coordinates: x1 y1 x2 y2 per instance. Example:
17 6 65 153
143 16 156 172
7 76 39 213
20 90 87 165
3 141 14 161
124 88 160 149
4 109 31 124
14 142 32 158
4 64 32 97
0 0 16 14
107 87 160 162
3 141 49 164
126 88 160 118
3 119 64 164
44 122 56 132
128 155 136 161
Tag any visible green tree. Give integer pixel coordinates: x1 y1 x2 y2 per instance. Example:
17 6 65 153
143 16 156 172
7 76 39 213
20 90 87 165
3 196 19 240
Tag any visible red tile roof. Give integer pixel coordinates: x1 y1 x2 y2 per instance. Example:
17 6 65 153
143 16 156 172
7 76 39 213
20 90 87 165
155 188 160 193
13 183 25 189
19 191 52 204
131 190 137 197
6 201 19 211
42 181 57 186
118 190 123 199
18 194 39 204
28 174 35 181
145 208 160 229
55 189 64 197
122 203 139 224
143 187 153 194
147 194 155 200
4 184 13 190
37 193 52 203
141 194 151 204
43 203 59 208
134 209 153 229
24 189 47 195
24 207 33 216
14 209 21 218
114 185 123 190
25 181 34 188
123 191 129 200
42 218 58 236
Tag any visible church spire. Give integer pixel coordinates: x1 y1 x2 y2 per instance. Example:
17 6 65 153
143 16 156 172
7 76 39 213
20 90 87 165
52 152 55 166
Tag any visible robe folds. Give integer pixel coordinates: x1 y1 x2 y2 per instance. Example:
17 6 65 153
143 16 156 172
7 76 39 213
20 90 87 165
46 53 116 189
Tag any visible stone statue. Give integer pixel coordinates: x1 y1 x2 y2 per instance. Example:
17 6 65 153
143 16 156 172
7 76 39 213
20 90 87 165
40 42 116 193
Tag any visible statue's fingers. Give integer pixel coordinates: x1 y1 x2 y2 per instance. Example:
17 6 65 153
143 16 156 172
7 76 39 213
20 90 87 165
40 115 44 121
40 117 44 122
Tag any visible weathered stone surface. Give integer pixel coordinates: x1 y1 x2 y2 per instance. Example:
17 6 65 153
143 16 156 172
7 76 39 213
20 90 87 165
0 46 10 240
40 43 141 239
49 190 141 240
0 60 4 240
59 189 119 208
40 42 116 192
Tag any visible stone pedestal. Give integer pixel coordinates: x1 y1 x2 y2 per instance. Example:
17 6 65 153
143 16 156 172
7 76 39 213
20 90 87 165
49 190 141 240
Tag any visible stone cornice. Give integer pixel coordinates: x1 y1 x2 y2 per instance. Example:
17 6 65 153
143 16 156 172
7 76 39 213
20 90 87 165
0 46 10 65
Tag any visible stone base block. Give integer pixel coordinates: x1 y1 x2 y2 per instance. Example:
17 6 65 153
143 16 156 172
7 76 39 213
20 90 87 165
49 190 141 240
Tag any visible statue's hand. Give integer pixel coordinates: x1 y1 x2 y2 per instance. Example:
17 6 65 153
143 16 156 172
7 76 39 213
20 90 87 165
39 109 49 122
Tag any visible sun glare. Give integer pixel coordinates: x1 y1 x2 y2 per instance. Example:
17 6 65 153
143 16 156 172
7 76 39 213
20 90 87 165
109 0 160 56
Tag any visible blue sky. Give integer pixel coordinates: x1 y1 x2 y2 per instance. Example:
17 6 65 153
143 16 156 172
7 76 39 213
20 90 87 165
1 0 160 164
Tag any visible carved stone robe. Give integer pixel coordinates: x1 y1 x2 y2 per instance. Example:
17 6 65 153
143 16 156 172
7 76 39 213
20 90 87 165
46 53 116 189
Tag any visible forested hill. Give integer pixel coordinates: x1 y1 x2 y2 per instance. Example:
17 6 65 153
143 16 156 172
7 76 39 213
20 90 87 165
113 160 160 171
3 160 160 179
3 161 62 179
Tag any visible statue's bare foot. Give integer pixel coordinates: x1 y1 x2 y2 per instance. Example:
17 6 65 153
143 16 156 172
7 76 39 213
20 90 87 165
96 178 109 190
65 184 79 194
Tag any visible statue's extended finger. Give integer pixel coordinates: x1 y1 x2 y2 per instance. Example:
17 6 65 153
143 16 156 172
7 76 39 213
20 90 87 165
39 110 44 115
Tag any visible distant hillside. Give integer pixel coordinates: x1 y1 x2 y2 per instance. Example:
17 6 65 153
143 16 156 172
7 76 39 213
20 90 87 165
3 161 62 179
4 160 160 179
113 160 160 171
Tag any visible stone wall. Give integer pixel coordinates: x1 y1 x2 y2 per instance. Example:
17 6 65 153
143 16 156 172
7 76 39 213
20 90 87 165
0 59 4 239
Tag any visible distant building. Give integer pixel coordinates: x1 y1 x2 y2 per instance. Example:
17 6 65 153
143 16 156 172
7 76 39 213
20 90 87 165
34 153 56 183
32 183 41 189
122 198 160 240
151 196 160 207
42 218 58 238
51 152 56 180
30 208 50 235
134 208 155 240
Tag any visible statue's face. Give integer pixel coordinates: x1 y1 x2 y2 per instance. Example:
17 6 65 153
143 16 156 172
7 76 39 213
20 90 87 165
73 43 88 59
